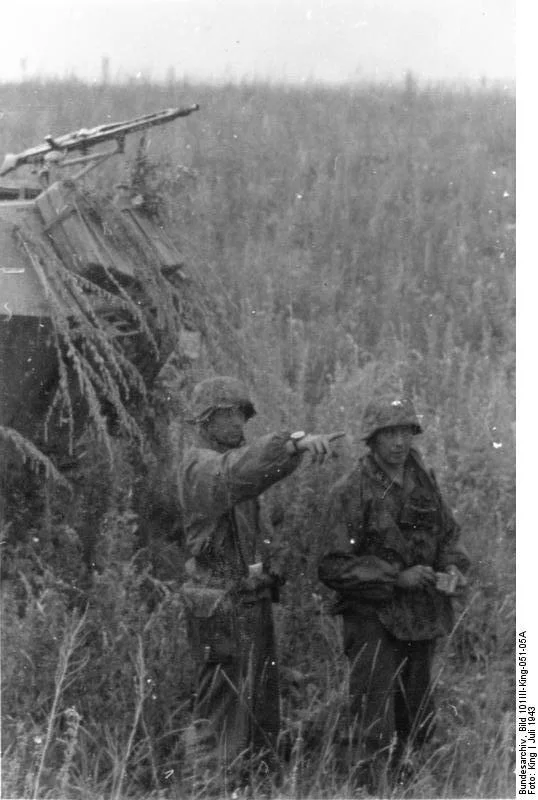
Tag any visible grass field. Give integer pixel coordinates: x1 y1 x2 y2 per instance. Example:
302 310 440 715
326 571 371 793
0 76 515 799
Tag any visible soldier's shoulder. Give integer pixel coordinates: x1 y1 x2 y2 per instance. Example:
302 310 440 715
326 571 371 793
181 444 199 463
180 444 213 472
409 445 428 467
408 446 434 477
408 447 443 490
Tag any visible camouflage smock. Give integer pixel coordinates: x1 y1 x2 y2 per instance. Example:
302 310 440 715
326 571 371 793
179 431 299 588
179 430 301 787
318 448 470 640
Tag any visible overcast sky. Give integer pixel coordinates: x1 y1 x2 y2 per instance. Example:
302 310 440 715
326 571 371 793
0 0 515 84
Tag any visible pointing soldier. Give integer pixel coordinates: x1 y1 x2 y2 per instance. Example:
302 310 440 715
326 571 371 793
179 376 343 794
318 395 470 789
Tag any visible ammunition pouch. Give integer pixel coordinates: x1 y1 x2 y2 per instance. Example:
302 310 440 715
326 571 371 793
399 490 438 531
181 584 237 664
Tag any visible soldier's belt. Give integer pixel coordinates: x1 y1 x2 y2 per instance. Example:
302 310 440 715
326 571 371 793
237 585 273 605
181 581 272 617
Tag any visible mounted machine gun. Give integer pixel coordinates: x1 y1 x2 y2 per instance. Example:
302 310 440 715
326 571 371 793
0 104 200 184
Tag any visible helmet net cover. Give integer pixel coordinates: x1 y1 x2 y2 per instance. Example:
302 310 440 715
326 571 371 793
361 395 422 443
189 376 256 423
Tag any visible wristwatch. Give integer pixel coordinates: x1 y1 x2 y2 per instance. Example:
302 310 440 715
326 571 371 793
289 430 306 453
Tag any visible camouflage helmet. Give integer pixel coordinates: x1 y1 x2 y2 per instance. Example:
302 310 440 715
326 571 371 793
188 376 256 423
361 395 422 443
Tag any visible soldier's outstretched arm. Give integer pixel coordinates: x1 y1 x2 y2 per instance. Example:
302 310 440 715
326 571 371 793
181 433 297 513
181 431 345 517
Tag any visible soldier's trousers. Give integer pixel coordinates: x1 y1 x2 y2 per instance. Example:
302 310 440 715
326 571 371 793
183 595 280 794
342 606 436 765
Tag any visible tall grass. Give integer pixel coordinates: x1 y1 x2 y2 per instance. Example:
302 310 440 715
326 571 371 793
0 76 515 798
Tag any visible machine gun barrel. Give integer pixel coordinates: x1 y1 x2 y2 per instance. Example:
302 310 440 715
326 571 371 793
0 104 200 177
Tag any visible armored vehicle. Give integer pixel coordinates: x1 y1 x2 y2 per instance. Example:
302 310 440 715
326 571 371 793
0 106 201 462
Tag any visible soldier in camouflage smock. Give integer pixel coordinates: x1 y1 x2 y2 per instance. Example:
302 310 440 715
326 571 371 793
179 376 343 794
318 396 470 784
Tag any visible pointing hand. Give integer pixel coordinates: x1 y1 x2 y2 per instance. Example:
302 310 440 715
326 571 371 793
296 431 346 463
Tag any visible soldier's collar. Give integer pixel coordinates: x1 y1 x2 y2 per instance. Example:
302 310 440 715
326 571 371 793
365 450 423 490
371 452 405 487
364 453 401 492
195 429 245 453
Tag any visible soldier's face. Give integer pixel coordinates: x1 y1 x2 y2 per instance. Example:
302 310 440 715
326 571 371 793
205 406 247 448
372 425 414 467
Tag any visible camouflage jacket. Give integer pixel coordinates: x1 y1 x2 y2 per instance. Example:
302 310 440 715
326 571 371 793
179 432 299 593
318 448 470 640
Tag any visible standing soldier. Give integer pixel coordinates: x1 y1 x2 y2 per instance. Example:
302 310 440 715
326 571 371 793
318 395 470 789
179 376 343 795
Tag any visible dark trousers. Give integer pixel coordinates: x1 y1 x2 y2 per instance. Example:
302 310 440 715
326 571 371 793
184 596 280 793
342 607 436 764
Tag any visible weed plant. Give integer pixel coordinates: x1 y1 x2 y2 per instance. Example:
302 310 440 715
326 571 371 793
0 77 515 798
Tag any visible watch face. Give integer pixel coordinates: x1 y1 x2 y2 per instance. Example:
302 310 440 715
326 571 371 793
291 430 306 441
